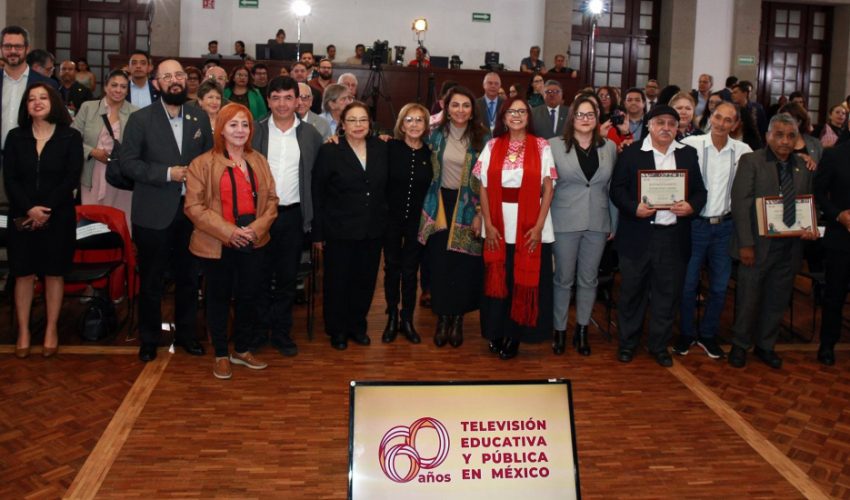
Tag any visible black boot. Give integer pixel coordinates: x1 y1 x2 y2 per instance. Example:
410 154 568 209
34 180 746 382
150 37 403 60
400 319 422 344
488 338 505 354
552 330 566 355
381 310 399 343
449 315 464 347
573 324 590 356
499 337 520 360
434 316 449 347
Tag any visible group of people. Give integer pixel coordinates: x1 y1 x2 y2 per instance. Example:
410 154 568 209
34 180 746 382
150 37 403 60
2 23 847 376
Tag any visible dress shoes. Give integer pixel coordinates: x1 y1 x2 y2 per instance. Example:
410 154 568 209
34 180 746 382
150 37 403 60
271 336 298 357
349 332 371 346
399 320 421 344
617 347 634 363
434 316 449 347
174 338 206 356
552 330 566 355
651 349 673 367
15 346 30 359
498 338 520 360
381 311 399 343
817 346 835 366
753 346 782 369
448 315 464 348
330 335 348 350
573 324 590 356
42 346 58 358
728 346 747 368
488 337 506 355
139 343 158 362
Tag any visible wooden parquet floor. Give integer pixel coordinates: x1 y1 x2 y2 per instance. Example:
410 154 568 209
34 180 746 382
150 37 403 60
682 349 850 499
0 354 142 499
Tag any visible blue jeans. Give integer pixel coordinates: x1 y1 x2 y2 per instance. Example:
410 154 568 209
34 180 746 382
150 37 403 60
680 218 733 339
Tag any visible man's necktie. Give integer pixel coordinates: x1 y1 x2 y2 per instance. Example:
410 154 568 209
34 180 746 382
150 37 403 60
488 100 496 127
780 160 796 227
550 108 556 134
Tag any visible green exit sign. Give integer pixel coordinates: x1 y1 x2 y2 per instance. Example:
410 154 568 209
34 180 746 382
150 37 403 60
737 55 756 65
239 0 258 7
472 12 491 22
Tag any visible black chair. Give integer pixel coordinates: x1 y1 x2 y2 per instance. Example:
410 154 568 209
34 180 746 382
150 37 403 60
294 246 318 341
65 218 132 337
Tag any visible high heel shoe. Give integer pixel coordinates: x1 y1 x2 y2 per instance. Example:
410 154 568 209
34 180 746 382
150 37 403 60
499 338 520 360
434 316 449 347
448 315 464 348
552 330 566 355
382 310 399 343
573 324 590 356
15 346 30 359
42 346 58 358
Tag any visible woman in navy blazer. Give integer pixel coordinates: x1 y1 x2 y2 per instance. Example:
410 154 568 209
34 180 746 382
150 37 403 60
312 101 389 351
549 95 618 356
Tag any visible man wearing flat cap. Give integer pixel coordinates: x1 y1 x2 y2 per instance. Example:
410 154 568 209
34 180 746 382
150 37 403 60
610 105 708 367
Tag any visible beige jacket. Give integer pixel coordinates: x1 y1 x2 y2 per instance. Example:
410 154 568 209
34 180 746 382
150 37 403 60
72 98 137 187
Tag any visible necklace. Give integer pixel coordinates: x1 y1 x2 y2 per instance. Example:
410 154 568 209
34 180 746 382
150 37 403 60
33 125 55 141
575 142 593 157
507 140 525 163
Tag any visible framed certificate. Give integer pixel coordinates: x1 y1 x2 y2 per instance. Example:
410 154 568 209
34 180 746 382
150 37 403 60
756 195 817 238
638 170 688 209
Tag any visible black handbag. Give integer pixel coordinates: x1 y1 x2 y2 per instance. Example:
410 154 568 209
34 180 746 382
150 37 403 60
226 160 258 253
101 114 134 191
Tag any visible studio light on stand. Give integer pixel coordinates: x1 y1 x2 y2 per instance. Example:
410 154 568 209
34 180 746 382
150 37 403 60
291 0 312 61
584 0 606 87
411 17 428 103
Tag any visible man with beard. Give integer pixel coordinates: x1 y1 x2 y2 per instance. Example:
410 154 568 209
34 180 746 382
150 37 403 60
290 61 322 115
297 82 331 140
309 59 333 94
120 59 214 362
300 50 317 79
0 25 57 204
610 105 707 367
126 50 158 108
57 60 93 113
251 77 323 356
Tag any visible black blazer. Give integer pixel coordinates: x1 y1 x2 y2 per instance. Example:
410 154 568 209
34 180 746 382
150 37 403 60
119 100 213 230
814 141 850 251
475 96 505 136
125 79 160 105
60 81 93 112
312 136 388 242
610 140 707 259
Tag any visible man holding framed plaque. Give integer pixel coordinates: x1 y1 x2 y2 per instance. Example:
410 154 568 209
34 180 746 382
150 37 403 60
728 114 819 369
611 105 707 367
813 138 850 366
676 102 752 359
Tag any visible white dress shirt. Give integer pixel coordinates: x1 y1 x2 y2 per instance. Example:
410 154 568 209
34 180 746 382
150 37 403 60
681 134 752 217
640 136 685 226
2 66 30 149
267 116 301 204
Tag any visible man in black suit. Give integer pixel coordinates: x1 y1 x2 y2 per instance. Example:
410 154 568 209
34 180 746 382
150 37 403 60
610 105 708 367
530 79 568 139
0 25 58 205
251 77 323 356
57 60 93 113
120 58 214 362
813 140 850 366
475 72 504 135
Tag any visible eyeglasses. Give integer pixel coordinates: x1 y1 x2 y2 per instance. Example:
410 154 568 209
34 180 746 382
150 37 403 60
404 116 425 124
159 71 187 83
345 117 370 124
544 89 562 95
298 95 312 101
575 111 597 120
598 94 610 100
1 43 25 51
505 109 528 117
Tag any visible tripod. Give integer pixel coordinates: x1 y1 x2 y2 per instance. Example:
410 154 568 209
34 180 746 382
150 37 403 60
362 61 395 126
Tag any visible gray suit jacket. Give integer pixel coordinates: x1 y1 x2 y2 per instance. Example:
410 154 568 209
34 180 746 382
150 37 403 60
531 104 568 139
730 148 813 260
251 116 323 232
119 100 214 229
550 137 618 233
302 110 331 141
73 99 137 188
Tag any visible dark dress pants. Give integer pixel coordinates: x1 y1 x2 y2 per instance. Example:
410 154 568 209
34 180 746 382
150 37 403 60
323 238 382 340
254 205 304 347
383 217 424 321
133 203 199 345
617 225 685 353
202 246 265 357
820 247 850 349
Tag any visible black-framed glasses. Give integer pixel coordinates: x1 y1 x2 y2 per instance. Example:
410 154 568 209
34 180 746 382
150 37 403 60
575 111 597 120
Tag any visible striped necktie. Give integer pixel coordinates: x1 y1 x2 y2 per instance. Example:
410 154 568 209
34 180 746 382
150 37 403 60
779 160 796 227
